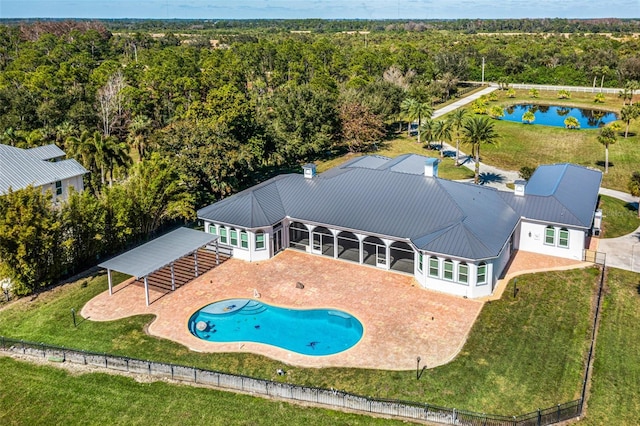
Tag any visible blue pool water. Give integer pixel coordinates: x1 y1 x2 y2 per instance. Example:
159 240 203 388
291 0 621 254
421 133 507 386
188 299 364 356
502 104 617 129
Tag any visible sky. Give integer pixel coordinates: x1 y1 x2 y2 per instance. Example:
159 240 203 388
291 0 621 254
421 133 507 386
1 0 638 20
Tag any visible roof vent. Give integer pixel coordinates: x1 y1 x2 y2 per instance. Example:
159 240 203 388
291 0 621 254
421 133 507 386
303 163 317 179
514 180 526 196
424 158 439 177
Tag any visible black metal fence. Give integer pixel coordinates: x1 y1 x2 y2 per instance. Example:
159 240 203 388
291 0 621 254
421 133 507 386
1 336 583 426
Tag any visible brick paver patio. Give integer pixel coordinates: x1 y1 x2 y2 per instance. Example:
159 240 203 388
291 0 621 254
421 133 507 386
83 250 483 370
82 248 591 370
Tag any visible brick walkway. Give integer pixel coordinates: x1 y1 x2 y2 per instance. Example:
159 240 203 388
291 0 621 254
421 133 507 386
82 250 482 370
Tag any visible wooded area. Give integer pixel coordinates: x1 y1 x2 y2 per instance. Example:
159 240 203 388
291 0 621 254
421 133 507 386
0 19 639 294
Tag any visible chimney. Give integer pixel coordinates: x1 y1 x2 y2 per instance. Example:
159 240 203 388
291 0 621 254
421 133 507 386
303 163 317 179
424 158 439 177
514 180 526 196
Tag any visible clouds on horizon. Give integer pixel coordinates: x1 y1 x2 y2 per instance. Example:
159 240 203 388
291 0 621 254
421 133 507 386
2 0 638 20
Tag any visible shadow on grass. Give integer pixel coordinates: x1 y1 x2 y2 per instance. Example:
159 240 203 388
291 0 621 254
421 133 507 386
595 160 614 168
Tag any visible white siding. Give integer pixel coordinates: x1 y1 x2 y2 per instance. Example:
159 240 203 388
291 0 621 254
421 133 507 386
518 221 585 260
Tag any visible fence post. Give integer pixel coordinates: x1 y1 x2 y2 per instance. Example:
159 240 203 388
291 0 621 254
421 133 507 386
41 342 45 357
557 404 561 422
537 408 541 426
104 354 107 368
194 367 197 383
125 358 129 372
148 361 151 375
171 365 174 379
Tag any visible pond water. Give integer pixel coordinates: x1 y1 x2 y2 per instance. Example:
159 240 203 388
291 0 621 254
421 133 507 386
502 104 617 129
189 298 363 356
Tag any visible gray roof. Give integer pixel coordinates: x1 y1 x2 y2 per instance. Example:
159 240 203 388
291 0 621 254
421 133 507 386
199 154 521 260
98 227 218 278
26 144 66 160
0 144 87 194
499 163 602 228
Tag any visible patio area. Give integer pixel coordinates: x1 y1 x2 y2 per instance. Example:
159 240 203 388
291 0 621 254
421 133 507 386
82 250 483 370
81 248 591 370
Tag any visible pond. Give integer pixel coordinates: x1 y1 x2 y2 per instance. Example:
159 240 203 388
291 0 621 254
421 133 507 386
502 104 617 129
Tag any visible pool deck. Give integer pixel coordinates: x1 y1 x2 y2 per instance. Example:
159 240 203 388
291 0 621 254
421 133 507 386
81 248 591 371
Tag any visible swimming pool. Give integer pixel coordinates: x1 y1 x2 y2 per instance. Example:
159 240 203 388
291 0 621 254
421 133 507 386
502 104 617 128
188 299 364 356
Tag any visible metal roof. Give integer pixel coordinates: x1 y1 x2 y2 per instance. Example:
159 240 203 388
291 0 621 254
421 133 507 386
0 144 87 194
198 155 521 260
98 228 218 279
26 144 66 160
499 163 602 228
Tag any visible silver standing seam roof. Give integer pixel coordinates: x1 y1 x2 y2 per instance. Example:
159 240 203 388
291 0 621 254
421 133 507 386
198 155 602 261
98 228 218 279
0 144 87 194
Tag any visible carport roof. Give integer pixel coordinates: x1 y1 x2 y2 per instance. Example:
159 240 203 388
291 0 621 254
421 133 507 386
98 228 217 279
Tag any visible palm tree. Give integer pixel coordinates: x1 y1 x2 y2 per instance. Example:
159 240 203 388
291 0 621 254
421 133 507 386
432 119 453 158
127 115 152 159
462 117 499 184
489 105 504 119
620 104 639 138
447 108 468 166
66 130 97 172
597 126 617 174
522 110 535 124
104 138 132 186
564 116 580 129
628 172 640 218
401 98 433 144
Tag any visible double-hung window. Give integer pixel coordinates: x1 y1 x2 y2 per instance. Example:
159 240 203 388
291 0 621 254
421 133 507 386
477 263 487 285
544 226 555 245
558 228 569 248
458 263 469 284
219 228 228 244
240 231 248 249
443 260 454 281
428 258 439 278
208 224 217 235
55 180 63 196
230 229 238 246
255 232 265 250
418 253 423 272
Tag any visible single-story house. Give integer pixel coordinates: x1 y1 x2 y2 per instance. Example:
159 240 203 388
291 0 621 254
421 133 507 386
197 154 601 299
0 143 88 201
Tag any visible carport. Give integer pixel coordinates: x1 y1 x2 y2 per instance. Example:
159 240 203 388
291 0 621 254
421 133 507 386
99 227 219 306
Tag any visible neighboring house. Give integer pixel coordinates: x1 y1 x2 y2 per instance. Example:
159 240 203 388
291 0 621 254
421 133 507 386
0 143 88 202
197 154 601 299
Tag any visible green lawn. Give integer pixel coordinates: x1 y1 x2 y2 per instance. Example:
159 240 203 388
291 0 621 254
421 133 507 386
322 89 639 192
0 266 599 416
598 195 640 238
0 356 408 426
581 268 640 425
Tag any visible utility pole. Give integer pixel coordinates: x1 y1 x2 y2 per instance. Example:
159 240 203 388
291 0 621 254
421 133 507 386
482 57 485 84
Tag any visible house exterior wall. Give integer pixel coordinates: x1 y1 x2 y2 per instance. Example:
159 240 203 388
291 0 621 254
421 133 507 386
40 175 84 202
415 253 494 298
205 221 271 262
518 220 585 260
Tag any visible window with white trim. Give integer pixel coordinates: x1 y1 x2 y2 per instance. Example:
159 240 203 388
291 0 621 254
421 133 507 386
418 253 423 272
443 259 454 281
458 263 469 285
544 226 555 245
558 228 569 248
55 180 62 196
428 258 439 278
240 231 248 249
255 231 265 250
477 262 487 285
230 229 238 246
208 224 217 235
219 228 228 244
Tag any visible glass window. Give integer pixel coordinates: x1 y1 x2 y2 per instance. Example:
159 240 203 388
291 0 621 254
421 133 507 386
219 228 227 244
240 231 248 249
443 260 454 280
418 253 423 272
558 228 569 248
208 224 216 235
428 258 439 277
255 232 265 250
55 180 62 196
477 263 487 285
230 229 238 246
545 226 555 245
458 263 469 284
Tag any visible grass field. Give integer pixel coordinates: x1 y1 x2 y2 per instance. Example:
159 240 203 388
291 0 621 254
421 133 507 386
598 195 640 238
0 356 408 426
0 266 599 416
581 268 640 425
320 89 639 192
